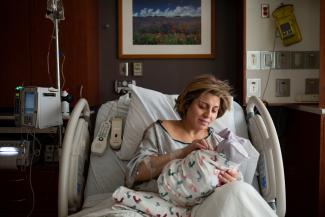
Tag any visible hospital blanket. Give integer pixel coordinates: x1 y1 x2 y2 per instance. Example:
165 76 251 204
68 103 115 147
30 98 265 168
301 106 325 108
157 149 241 207
112 186 190 217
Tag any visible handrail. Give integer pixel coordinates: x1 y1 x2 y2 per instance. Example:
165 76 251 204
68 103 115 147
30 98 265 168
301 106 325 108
58 98 90 217
247 96 286 217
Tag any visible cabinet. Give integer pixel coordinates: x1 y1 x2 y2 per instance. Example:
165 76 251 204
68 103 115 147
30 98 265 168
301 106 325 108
0 125 60 216
0 164 59 217
0 0 99 108
320 115 325 217
279 108 324 217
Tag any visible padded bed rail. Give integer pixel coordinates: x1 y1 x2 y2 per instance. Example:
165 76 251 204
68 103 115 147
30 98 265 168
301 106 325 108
246 96 286 217
59 98 91 217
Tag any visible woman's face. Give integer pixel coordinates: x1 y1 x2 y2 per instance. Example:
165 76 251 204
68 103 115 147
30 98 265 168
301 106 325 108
185 92 220 130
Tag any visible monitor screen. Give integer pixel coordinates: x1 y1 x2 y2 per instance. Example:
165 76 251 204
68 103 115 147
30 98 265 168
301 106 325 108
24 91 35 114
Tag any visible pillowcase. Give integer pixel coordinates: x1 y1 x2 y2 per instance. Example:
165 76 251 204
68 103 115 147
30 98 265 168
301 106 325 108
117 85 180 160
117 84 237 160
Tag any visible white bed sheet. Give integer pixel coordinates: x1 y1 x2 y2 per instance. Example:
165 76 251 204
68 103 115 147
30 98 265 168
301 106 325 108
71 182 277 217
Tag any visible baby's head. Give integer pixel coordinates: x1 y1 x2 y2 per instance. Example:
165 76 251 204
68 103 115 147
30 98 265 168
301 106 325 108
217 129 249 164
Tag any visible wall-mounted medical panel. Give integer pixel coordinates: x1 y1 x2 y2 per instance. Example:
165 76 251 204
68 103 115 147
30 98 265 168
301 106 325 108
247 51 319 70
261 51 275 69
305 78 319 94
303 51 319 69
275 51 291 69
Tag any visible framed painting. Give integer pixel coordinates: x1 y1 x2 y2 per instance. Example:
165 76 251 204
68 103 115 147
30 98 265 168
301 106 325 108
118 0 215 59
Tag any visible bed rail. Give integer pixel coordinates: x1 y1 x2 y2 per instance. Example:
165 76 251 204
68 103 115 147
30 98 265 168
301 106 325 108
246 96 286 217
58 98 90 217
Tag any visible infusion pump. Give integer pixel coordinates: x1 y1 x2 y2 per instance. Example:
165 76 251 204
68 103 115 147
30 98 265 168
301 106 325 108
14 87 63 129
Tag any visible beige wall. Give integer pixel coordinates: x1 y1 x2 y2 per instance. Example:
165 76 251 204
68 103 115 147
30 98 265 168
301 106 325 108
245 0 320 104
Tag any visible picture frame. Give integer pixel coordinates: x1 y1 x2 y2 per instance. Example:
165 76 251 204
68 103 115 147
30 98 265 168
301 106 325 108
118 0 215 59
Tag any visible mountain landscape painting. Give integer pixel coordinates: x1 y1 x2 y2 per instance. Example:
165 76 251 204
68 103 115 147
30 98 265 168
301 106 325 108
132 0 201 45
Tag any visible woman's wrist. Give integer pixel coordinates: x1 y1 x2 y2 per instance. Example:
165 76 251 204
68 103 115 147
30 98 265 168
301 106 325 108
173 148 188 159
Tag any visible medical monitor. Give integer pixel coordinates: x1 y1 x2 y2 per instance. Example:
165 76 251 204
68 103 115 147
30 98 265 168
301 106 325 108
18 87 63 129
21 87 38 127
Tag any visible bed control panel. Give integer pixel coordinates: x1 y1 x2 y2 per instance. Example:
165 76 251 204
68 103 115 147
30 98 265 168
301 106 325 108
110 117 123 150
91 120 111 155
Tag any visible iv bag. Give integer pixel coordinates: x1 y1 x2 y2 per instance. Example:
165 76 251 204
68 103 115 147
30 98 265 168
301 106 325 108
46 0 65 22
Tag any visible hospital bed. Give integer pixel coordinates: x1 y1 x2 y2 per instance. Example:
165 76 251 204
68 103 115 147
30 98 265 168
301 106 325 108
58 85 286 217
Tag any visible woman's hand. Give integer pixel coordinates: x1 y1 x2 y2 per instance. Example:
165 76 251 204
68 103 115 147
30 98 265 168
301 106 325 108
180 139 213 158
218 169 240 185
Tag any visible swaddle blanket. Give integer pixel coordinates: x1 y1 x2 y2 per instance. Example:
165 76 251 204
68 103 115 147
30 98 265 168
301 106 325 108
157 149 240 207
157 129 250 207
113 186 190 217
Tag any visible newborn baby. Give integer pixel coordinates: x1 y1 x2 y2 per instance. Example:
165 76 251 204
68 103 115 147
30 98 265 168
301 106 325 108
157 128 249 207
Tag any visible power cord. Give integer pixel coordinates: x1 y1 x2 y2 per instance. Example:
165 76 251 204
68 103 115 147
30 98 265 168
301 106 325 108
261 29 279 101
26 153 35 217
26 130 38 217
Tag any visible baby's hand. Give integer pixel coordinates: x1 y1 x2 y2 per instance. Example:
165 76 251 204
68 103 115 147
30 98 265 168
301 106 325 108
218 169 240 185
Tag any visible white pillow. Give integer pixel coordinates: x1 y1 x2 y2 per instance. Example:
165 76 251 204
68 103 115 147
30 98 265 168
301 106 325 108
117 85 237 160
117 85 180 160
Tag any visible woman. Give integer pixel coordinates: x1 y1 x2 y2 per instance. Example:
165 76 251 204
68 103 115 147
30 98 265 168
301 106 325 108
125 74 277 217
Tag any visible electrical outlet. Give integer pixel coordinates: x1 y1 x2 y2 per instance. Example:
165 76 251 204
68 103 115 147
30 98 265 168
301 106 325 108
305 78 319 94
275 51 291 69
276 79 290 97
247 79 261 97
114 80 136 94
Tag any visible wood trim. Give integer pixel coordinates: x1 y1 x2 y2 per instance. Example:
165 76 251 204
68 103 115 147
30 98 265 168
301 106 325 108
84 0 99 106
118 0 216 59
320 1 325 107
242 0 247 105
117 0 123 59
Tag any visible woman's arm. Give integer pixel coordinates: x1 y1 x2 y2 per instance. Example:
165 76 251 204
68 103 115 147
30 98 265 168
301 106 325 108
134 151 182 182
134 139 211 182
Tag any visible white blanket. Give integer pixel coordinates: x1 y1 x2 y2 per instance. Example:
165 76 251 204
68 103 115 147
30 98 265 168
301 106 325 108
70 182 277 217
157 149 241 207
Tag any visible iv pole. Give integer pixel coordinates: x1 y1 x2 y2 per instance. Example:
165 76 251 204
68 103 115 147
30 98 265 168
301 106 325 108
46 0 64 91
54 18 61 92
46 0 65 147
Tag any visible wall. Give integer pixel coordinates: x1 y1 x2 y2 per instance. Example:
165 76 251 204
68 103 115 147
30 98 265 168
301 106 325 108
98 0 243 104
0 0 99 109
245 0 320 104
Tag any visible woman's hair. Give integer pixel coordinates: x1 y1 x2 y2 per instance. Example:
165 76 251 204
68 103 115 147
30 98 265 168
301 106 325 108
175 74 232 119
